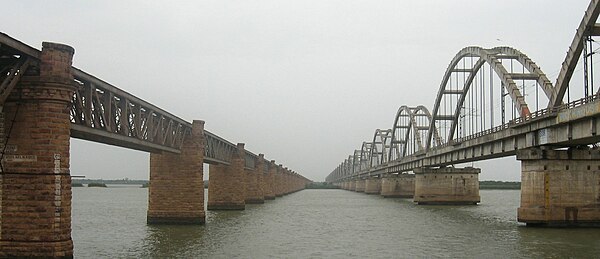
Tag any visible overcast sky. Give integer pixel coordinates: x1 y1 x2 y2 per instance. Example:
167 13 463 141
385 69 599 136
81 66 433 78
3 1 591 181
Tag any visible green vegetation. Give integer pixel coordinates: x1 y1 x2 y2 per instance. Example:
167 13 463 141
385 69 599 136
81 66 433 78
305 182 339 189
72 183 84 187
204 180 209 189
480 181 520 190
141 183 149 188
87 182 108 187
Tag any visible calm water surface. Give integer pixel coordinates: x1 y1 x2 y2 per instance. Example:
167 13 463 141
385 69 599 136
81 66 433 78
72 187 600 258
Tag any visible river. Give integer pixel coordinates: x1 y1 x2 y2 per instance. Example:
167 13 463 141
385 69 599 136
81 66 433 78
72 187 600 258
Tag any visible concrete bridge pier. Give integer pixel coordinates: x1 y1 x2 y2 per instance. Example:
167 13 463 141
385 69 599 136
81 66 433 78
0 42 76 258
147 120 206 224
517 148 600 226
349 180 357 191
207 143 246 210
355 179 366 192
380 173 415 198
414 167 480 205
364 177 381 194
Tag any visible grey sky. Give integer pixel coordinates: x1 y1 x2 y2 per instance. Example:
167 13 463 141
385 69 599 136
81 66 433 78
3 1 590 181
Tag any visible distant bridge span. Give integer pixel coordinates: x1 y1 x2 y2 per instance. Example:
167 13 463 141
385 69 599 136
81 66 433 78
328 0 600 228
0 20 309 259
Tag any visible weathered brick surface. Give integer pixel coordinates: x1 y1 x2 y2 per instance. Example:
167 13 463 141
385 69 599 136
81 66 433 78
517 148 600 226
147 120 205 224
263 161 276 200
256 155 267 200
245 155 265 204
244 168 263 204
0 42 75 258
414 167 480 205
274 165 284 197
207 144 246 210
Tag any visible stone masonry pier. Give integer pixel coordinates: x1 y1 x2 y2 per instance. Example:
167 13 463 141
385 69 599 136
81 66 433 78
517 148 600 226
380 173 415 198
413 167 480 205
0 42 76 258
0 37 312 257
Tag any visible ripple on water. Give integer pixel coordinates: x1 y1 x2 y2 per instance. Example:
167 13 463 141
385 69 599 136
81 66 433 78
72 188 600 258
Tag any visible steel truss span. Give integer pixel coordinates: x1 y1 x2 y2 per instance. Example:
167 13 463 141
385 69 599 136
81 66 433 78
327 0 600 183
0 33 283 172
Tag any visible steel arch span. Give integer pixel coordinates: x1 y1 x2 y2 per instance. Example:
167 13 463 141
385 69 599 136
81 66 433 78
426 46 554 149
369 129 392 169
389 105 440 161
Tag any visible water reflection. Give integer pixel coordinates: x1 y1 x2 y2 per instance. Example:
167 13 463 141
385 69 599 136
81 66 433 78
516 227 600 258
72 187 600 258
141 225 208 258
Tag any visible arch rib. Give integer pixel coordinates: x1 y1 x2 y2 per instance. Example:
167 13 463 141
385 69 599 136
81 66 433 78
426 46 552 149
551 0 600 107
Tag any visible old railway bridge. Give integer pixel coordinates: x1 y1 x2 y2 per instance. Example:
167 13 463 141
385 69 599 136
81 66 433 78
0 26 310 259
327 0 600 228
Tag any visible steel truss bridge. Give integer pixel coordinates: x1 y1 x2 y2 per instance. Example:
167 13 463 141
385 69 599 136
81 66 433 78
0 33 297 175
327 0 600 183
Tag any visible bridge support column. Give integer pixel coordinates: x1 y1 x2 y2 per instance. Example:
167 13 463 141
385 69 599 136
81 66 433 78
263 161 276 200
381 173 415 198
355 179 365 192
275 165 284 197
147 120 205 224
244 155 264 204
517 148 600 226
364 177 381 194
349 180 356 191
0 42 75 258
207 143 246 210
414 167 480 205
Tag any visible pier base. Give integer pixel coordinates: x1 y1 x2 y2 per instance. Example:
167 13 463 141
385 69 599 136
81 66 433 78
207 144 246 210
355 179 366 192
414 167 480 205
381 173 415 198
245 169 264 204
263 161 276 200
349 180 356 191
0 42 75 258
364 178 381 194
517 148 600 226
147 120 206 224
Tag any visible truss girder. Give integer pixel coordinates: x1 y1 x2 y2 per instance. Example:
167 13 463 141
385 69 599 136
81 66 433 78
0 32 265 168
0 57 31 105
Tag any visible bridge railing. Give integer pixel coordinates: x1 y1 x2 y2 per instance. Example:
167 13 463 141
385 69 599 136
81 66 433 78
331 94 600 182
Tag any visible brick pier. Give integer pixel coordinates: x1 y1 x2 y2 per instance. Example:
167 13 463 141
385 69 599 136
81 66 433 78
0 42 75 258
147 120 206 224
207 143 246 210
